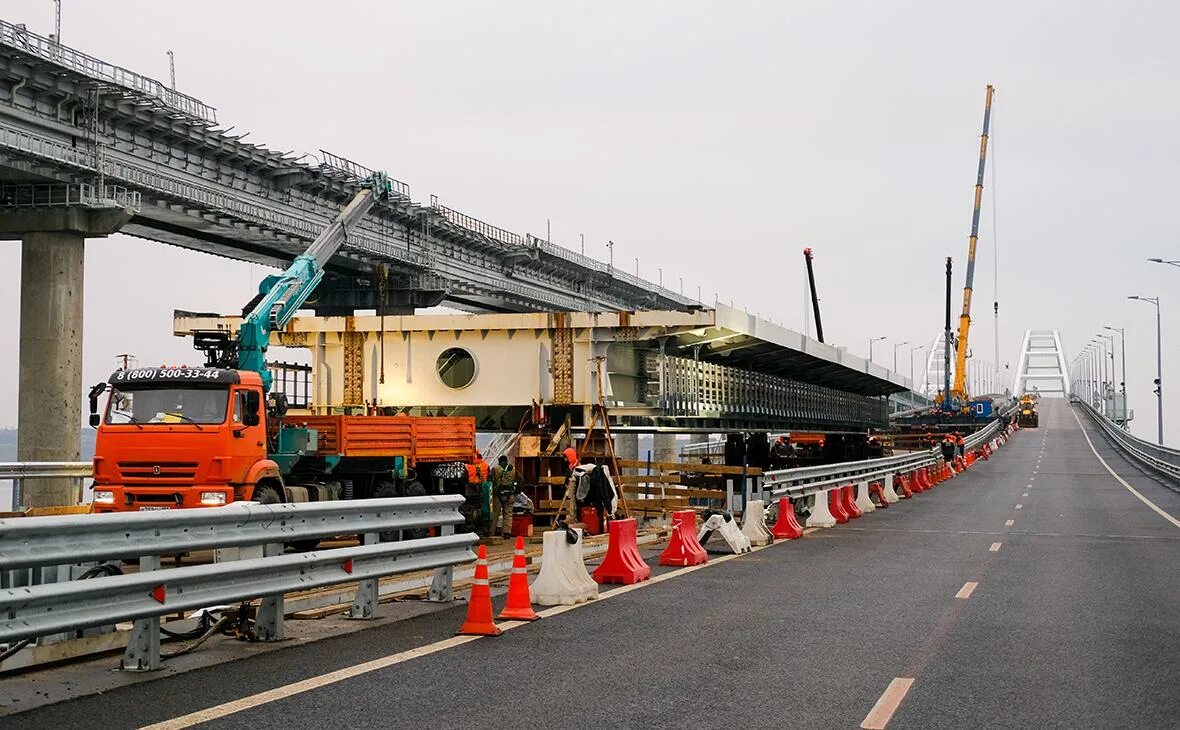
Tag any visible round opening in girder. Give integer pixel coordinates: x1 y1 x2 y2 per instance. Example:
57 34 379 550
436 347 477 389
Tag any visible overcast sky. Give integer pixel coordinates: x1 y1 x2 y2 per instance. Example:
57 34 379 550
3 1 1179 442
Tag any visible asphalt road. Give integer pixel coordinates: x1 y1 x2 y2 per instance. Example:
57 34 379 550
7 399 1179 729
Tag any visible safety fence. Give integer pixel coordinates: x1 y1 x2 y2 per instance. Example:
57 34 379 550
0 496 475 671
1 462 92 511
1075 398 1180 482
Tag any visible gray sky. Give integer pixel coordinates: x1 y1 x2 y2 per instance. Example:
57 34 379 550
3 0 1179 442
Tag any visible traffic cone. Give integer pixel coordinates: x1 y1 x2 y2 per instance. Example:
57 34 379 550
498 537 539 620
458 544 502 636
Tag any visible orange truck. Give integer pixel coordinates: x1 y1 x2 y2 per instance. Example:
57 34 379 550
88 367 476 513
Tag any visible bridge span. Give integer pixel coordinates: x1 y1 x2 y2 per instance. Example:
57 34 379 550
3 398 1176 728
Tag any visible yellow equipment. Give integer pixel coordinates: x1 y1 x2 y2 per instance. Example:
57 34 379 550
949 85 995 409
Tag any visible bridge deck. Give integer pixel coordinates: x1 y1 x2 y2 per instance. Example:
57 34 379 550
5 399 1178 728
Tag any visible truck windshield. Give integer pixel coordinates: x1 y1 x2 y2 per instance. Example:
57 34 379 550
105 386 230 425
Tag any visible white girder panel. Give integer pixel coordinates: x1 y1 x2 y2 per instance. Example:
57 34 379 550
1013 329 1070 397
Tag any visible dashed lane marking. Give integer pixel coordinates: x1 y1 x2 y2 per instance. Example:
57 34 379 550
1022 492 1029 497
1005 519 1014 526
955 581 979 599
989 542 1002 552
1069 407 1180 530
1015 504 1023 509
861 677 915 729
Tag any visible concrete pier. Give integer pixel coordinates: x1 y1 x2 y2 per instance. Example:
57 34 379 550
2 201 133 507
653 433 679 464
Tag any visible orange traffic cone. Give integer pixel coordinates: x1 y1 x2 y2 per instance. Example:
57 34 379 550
498 537 539 621
458 544 502 636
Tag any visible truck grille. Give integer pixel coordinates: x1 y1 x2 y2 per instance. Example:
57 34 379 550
117 461 199 480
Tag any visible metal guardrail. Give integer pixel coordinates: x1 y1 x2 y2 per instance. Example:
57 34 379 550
762 420 1003 499
1074 398 1180 481
0 182 140 210
2 461 92 511
0 19 218 123
0 496 476 670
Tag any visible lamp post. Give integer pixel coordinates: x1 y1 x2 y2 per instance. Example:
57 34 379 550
1098 333 1115 415
909 344 924 394
892 340 909 373
606 240 614 268
1129 295 1163 444
1104 325 1127 428
1148 258 1180 269
869 336 886 364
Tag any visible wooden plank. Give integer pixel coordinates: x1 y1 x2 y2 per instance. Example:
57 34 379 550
622 486 726 500
614 459 762 476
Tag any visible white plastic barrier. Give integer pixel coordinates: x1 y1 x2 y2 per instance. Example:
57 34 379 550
854 480 876 514
879 473 900 504
531 527 599 606
740 499 774 546
806 488 838 528
698 512 752 555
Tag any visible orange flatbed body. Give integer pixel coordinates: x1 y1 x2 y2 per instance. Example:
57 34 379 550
282 415 476 466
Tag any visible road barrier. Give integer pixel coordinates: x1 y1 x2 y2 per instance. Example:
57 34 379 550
1075 398 1180 483
0 496 475 670
659 511 708 566
532 528 598 606
592 518 651 584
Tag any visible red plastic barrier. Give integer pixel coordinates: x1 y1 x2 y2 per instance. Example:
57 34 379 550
842 485 862 519
909 470 925 493
897 473 914 498
869 481 889 508
658 510 708 566
919 468 932 489
829 488 850 523
771 497 804 539
593 517 652 584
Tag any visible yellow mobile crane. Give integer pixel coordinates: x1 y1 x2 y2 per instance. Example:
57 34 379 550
946 84 995 414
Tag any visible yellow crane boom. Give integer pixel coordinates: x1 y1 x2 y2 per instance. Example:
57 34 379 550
951 84 994 405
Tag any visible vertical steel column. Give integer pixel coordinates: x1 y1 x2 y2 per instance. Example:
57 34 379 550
427 523 456 602
256 543 285 641
348 532 380 619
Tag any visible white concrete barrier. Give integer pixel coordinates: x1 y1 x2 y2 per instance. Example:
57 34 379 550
699 512 752 554
806 488 838 528
531 528 599 606
854 480 876 514
740 499 774 546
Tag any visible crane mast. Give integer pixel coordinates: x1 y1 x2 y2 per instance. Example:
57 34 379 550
951 84 994 407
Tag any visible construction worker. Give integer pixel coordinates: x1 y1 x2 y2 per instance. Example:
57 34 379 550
940 433 957 462
955 432 966 458
489 455 519 538
467 452 490 531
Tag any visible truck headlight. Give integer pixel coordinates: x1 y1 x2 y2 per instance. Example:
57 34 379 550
200 491 228 506
93 489 116 505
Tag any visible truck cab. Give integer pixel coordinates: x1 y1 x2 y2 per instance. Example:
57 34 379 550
90 367 278 513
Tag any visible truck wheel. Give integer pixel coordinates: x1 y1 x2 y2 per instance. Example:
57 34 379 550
252 483 283 504
402 481 428 540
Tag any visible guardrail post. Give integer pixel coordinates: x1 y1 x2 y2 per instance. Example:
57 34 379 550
347 532 379 620
427 524 455 602
255 543 284 641
120 555 161 671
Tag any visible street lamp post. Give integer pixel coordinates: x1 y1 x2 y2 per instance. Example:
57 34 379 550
1129 295 1163 444
1098 333 1115 414
892 340 909 373
869 336 886 365
1148 258 1180 269
909 344 924 394
1104 325 1127 428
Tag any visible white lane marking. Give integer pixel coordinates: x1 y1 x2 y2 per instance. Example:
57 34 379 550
989 542 1002 552
142 535 800 730
955 581 978 599
861 677 915 729
1015 504 1023 509
1029 476 1035 481
1069 408 1180 530
1005 519 1014 526
1022 492 1028 497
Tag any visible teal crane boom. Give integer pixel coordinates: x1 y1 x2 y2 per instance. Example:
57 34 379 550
195 172 395 391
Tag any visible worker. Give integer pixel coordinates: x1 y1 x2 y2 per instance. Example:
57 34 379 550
955 432 966 458
467 452 490 532
925 432 935 449
489 455 520 538
562 446 579 476
940 433 957 462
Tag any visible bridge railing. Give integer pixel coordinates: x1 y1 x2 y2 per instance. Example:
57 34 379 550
1074 398 1180 481
0 19 217 123
0 496 475 671
762 420 1002 499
